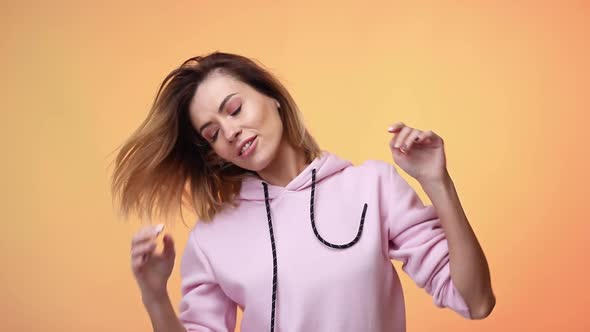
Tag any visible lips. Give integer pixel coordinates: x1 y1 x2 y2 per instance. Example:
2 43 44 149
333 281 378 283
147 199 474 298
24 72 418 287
237 136 257 156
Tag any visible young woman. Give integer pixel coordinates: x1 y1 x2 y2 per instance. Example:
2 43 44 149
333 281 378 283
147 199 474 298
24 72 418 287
113 52 495 332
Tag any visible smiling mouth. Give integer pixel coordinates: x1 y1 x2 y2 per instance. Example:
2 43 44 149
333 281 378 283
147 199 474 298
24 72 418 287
239 136 257 156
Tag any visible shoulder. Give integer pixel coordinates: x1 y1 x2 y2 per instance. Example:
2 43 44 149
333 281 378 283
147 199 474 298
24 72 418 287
191 201 255 242
348 159 398 179
334 159 405 191
357 159 393 171
193 202 245 228
319 159 399 191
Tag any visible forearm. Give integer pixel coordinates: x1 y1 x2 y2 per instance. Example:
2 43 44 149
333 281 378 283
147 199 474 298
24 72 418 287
420 172 495 319
142 291 187 332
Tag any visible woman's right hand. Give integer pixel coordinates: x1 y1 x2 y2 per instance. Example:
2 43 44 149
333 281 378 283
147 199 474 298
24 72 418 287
130 224 176 301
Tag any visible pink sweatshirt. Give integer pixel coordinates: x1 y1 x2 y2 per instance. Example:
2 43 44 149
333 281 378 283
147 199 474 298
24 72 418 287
178 152 471 332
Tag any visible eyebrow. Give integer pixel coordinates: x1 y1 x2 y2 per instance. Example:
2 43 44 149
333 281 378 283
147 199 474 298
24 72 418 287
198 92 238 134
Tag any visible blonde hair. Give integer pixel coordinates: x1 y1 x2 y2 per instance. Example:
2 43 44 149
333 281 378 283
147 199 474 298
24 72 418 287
110 52 321 223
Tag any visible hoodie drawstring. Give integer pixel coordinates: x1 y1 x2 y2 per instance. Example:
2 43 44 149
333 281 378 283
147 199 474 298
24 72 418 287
262 181 279 332
262 168 368 332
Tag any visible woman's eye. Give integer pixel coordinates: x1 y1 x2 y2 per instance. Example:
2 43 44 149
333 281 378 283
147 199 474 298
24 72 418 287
211 130 219 141
205 129 219 142
230 105 242 116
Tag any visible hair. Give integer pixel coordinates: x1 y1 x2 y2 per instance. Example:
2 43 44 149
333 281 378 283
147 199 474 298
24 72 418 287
110 51 321 224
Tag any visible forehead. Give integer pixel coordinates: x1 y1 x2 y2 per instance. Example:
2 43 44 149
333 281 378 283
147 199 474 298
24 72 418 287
189 71 246 116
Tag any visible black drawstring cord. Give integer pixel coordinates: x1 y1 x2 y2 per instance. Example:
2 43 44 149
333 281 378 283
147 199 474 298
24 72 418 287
262 182 278 332
310 168 368 249
262 168 368 332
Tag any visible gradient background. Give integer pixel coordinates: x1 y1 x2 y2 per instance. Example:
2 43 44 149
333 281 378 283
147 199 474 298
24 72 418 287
2 0 589 331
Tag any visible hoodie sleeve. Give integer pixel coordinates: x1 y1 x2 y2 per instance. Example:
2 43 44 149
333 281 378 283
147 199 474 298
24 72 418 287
379 161 472 319
178 230 237 332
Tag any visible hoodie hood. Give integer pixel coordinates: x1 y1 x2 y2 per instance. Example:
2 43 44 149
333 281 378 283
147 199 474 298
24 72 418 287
237 151 352 201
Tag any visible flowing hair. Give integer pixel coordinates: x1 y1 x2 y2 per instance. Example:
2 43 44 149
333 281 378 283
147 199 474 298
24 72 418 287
110 51 321 224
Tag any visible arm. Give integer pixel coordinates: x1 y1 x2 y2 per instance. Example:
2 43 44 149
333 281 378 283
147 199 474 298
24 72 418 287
177 230 237 332
380 161 478 319
420 171 495 319
130 226 234 332
143 293 187 332
385 122 495 319
130 225 189 332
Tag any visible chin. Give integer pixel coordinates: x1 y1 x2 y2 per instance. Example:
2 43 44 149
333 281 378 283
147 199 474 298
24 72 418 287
238 155 272 173
235 139 279 173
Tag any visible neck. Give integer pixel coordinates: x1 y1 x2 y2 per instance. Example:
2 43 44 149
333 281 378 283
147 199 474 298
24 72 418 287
257 139 309 187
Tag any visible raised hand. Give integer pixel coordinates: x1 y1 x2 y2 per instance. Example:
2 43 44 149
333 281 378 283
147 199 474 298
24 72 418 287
388 121 448 183
130 224 176 301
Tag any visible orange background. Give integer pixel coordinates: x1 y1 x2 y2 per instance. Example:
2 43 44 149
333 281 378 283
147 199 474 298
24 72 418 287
2 0 589 331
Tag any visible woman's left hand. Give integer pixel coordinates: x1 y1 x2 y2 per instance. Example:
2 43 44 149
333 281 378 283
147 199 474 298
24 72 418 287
388 121 448 184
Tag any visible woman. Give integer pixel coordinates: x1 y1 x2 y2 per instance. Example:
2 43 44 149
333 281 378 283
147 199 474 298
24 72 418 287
112 52 495 332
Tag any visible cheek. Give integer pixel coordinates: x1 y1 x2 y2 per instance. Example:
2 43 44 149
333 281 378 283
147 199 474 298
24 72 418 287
248 102 276 128
258 107 282 135
211 143 234 161
270 111 284 137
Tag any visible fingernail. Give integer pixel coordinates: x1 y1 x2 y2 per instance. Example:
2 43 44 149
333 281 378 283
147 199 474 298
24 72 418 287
387 127 393 132
155 223 164 235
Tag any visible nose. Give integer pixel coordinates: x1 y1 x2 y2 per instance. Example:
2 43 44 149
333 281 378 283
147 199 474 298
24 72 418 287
223 123 241 143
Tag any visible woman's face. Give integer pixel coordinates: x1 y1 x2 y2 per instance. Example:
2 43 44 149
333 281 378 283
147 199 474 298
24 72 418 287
188 70 284 172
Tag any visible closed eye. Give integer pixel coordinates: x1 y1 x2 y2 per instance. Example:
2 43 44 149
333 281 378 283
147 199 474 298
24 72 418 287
211 130 219 141
230 105 242 116
203 127 219 142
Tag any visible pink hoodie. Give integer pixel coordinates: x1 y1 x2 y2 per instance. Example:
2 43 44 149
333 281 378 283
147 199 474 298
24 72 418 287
178 152 471 332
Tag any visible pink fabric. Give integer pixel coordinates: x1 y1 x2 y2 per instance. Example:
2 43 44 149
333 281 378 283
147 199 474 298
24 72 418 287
178 151 471 332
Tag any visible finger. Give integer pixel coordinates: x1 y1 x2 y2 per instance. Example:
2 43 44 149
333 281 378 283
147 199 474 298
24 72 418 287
131 255 145 270
131 241 158 259
131 224 163 244
162 234 176 258
403 130 423 152
416 130 435 144
391 126 413 150
387 122 405 133
130 233 157 253
131 224 165 247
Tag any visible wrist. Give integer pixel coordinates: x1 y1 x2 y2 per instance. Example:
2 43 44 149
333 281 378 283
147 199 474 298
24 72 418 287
141 288 170 306
419 171 453 193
